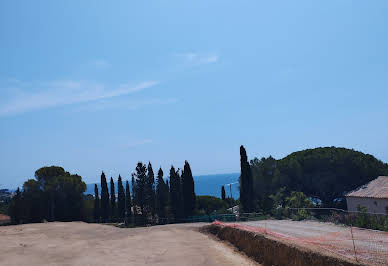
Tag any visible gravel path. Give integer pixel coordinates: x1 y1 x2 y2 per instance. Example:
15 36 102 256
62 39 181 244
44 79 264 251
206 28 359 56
0 222 258 266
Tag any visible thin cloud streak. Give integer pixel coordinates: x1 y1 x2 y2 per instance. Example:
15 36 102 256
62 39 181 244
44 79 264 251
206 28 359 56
0 80 159 116
178 52 219 65
73 98 180 112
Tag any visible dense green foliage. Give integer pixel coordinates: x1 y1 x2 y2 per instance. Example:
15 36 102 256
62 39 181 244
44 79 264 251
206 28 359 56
0 189 12 216
195 196 229 215
283 191 314 220
82 194 95 222
0 202 9 216
239 145 254 213
249 147 388 212
9 166 86 223
345 206 388 231
9 160 199 226
8 188 21 223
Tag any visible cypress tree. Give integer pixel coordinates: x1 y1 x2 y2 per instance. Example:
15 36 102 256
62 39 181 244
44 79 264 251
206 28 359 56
239 145 254 213
100 172 110 222
145 162 155 218
169 166 182 221
131 174 138 224
117 175 125 220
221 186 226 201
110 177 116 220
134 162 147 220
182 161 195 217
94 184 100 222
125 180 132 224
156 167 168 222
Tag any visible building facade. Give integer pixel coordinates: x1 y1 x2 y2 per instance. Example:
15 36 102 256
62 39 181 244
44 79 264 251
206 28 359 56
346 176 388 214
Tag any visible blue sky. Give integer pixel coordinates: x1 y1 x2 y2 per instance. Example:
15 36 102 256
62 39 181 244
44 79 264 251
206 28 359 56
1 1 387 188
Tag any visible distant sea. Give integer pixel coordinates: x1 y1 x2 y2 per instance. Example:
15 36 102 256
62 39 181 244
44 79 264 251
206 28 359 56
85 173 240 199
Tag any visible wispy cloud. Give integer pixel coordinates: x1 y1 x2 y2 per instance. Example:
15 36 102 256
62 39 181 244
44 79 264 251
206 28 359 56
0 80 159 116
74 97 179 113
178 52 219 65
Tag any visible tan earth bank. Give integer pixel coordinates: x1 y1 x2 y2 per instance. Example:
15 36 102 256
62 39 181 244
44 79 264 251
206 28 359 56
0 222 259 266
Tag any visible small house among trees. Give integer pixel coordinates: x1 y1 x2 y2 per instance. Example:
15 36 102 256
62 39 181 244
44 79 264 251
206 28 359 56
346 176 388 214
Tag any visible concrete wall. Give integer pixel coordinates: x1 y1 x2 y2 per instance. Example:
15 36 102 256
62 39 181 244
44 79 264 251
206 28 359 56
346 196 388 214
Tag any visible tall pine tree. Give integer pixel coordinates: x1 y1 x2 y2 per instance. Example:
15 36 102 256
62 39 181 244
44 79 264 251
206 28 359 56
182 161 195 217
110 177 116 220
94 184 100 222
239 145 254 213
100 172 110 222
117 175 125 220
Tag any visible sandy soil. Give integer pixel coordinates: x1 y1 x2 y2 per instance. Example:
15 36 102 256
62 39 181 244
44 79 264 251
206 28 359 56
0 222 259 266
239 220 388 265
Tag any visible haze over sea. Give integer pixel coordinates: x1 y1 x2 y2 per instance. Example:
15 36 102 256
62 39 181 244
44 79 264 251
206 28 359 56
85 173 240 199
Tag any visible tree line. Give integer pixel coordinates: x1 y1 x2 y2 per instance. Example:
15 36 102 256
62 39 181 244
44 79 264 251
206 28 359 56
9 161 196 225
94 161 196 225
238 146 388 214
9 166 86 224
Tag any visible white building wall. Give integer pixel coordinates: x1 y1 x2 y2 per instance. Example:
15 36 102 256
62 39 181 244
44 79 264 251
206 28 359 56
346 196 388 214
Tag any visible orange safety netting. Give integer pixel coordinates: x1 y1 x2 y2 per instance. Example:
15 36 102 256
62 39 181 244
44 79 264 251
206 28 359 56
212 220 388 265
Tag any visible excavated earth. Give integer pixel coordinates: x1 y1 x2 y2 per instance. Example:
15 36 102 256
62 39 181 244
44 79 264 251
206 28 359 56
0 222 258 266
202 223 369 266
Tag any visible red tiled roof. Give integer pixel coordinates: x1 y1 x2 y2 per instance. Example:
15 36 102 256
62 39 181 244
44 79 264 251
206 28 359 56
0 214 10 222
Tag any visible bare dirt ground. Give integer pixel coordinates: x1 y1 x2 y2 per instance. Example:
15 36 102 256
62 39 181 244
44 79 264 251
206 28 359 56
0 222 259 266
237 219 388 265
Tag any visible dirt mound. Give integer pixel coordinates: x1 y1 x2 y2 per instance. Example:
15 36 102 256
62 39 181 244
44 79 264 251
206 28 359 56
202 223 365 266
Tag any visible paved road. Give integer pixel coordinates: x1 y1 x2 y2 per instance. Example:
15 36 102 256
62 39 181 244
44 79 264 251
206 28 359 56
0 222 258 266
238 219 388 265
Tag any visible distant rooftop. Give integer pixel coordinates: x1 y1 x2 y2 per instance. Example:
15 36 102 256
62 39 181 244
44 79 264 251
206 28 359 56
346 176 388 198
0 214 10 224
